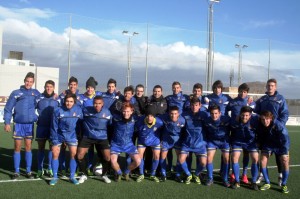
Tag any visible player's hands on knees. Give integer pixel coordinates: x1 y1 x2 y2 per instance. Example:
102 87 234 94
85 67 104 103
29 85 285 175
4 124 11 132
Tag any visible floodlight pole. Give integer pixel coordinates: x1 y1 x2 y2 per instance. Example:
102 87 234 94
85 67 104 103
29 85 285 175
235 44 248 85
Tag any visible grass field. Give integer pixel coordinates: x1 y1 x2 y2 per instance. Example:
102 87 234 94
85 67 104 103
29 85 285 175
0 124 299 199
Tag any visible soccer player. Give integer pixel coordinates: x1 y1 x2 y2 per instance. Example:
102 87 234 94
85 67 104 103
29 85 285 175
110 102 141 182
4 72 40 179
49 93 83 185
230 106 259 190
77 96 112 184
159 106 185 182
36 80 59 178
101 78 122 109
146 85 168 116
258 111 290 193
179 97 208 184
165 81 189 114
204 105 231 187
135 106 164 182
184 83 207 112
254 78 289 185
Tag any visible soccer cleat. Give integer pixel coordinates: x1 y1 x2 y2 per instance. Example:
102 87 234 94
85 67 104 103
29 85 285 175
229 173 235 183
114 174 121 182
260 183 271 191
69 178 79 185
231 181 240 189
175 176 183 183
150 176 160 182
78 175 88 184
160 175 167 182
11 173 20 180
60 170 68 179
49 178 58 186
206 178 214 186
136 175 144 183
36 170 44 178
87 168 93 176
47 169 53 177
251 183 259 191
281 185 289 194
223 181 231 188
278 176 283 186
123 174 130 182
26 172 35 179
241 174 249 184
193 174 201 184
185 175 192 185
256 173 264 184
100 175 111 184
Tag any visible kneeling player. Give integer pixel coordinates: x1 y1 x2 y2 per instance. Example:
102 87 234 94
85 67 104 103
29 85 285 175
77 96 112 184
230 106 259 190
258 111 290 193
110 103 141 182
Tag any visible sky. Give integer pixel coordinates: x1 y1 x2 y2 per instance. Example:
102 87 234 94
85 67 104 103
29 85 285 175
0 0 299 98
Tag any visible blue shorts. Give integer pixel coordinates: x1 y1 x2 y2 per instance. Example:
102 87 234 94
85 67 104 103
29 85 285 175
207 140 230 152
52 132 78 146
261 146 289 156
180 145 207 156
137 143 161 150
138 136 160 148
161 138 181 151
35 125 51 140
13 123 34 140
110 143 138 155
231 142 258 153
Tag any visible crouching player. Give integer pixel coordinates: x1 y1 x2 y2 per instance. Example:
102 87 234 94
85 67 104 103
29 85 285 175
49 93 83 185
258 111 290 193
179 97 208 185
135 106 164 182
159 106 185 182
230 106 259 190
204 105 231 187
110 102 141 182
77 96 112 184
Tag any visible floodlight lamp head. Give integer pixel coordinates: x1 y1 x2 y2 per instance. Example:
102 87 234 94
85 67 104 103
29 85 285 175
210 0 220 3
235 44 240 48
122 30 128 34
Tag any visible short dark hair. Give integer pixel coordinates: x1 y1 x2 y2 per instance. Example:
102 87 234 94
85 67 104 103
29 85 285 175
107 78 117 87
212 80 223 91
124 85 134 94
190 96 201 105
172 81 181 87
240 106 253 114
238 83 249 93
93 95 103 103
169 106 179 112
44 80 55 87
153 85 163 91
193 83 203 91
68 76 78 84
64 93 77 106
209 104 220 113
267 78 277 85
135 84 144 90
24 72 34 82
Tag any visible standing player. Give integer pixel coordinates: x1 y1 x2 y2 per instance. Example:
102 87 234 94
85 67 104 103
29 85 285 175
101 78 122 109
49 93 83 185
4 72 40 179
159 106 185 182
254 78 289 185
110 103 141 182
134 84 147 115
204 105 231 187
165 81 189 114
77 96 112 184
36 80 59 178
230 106 260 190
258 111 290 193
135 107 164 182
179 97 208 185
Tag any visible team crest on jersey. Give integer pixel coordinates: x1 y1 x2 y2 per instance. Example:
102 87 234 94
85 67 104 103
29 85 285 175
154 127 157 131
32 92 35 96
73 112 77 116
219 100 223 103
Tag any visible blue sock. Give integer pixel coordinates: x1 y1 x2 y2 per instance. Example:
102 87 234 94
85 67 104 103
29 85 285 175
222 163 229 182
167 149 173 171
116 169 122 175
282 170 289 185
126 154 131 170
195 162 204 176
13 152 21 173
87 147 94 169
48 151 53 170
59 149 66 172
251 163 258 183
261 167 270 184
69 158 77 179
25 151 32 173
151 159 159 176
160 158 167 176
181 161 191 176
139 158 144 175
38 150 45 171
52 159 59 178
242 155 249 175
233 163 240 182
187 154 192 171
207 163 213 180
175 160 182 177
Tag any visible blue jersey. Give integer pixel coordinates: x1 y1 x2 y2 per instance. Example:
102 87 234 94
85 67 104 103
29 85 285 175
50 104 83 143
204 115 231 142
111 115 136 147
78 91 102 108
165 92 189 114
204 93 232 115
254 91 289 125
159 113 185 149
135 116 163 146
82 107 112 140
230 115 259 146
181 110 208 149
36 93 59 127
184 95 208 112
226 96 252 119
4 86 40 124
57 89 81 106
101 91 122 109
